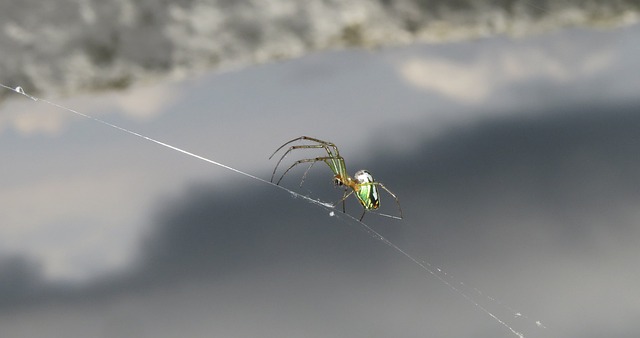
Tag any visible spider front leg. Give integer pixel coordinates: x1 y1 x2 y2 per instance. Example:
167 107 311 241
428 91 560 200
274 157 340 185
269 136 340 160
270 145 326 182
270 144 340 183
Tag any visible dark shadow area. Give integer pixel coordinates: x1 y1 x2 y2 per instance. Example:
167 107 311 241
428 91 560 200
394 99 640 256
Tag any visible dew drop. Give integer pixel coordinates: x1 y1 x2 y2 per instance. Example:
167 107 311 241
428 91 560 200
14 86 37 101
329 211 335 217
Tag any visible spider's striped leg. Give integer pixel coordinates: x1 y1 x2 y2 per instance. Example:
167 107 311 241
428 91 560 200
275 157 338 185
359 209 367 222
270 144 337 182
269 136 342 181
297 155 346 188
295 136 340 157
269 136 337 159
269 136 339 161
268 136 313 159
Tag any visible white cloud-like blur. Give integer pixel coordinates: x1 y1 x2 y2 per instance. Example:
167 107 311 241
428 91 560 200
398 44 616 104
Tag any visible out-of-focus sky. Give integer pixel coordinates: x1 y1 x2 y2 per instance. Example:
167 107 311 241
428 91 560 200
2 6 640 338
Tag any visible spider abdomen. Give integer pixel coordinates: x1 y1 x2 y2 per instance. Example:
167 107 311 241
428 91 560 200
354 170 380 210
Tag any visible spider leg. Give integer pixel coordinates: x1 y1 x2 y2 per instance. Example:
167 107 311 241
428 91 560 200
268 136 314 159
343 192 347 213
337 187 369 221
275 157 339 185
372 182 404 219
270 144 339 182
340 189 355 213
270 136 343 182
341 185 367 222
291 136 340 157
269 136 339 160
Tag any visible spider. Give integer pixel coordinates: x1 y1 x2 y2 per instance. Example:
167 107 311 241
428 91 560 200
269 136 403 221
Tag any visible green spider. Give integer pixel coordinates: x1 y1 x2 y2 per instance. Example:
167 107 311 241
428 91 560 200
269 136 403 221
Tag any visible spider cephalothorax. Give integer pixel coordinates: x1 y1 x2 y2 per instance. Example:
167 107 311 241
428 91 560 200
270 136 402 221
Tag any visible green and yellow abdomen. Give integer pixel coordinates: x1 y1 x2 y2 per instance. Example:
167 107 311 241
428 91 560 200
354 170 380 210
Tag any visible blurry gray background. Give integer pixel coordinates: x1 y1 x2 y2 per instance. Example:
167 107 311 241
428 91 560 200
1 1 640 337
